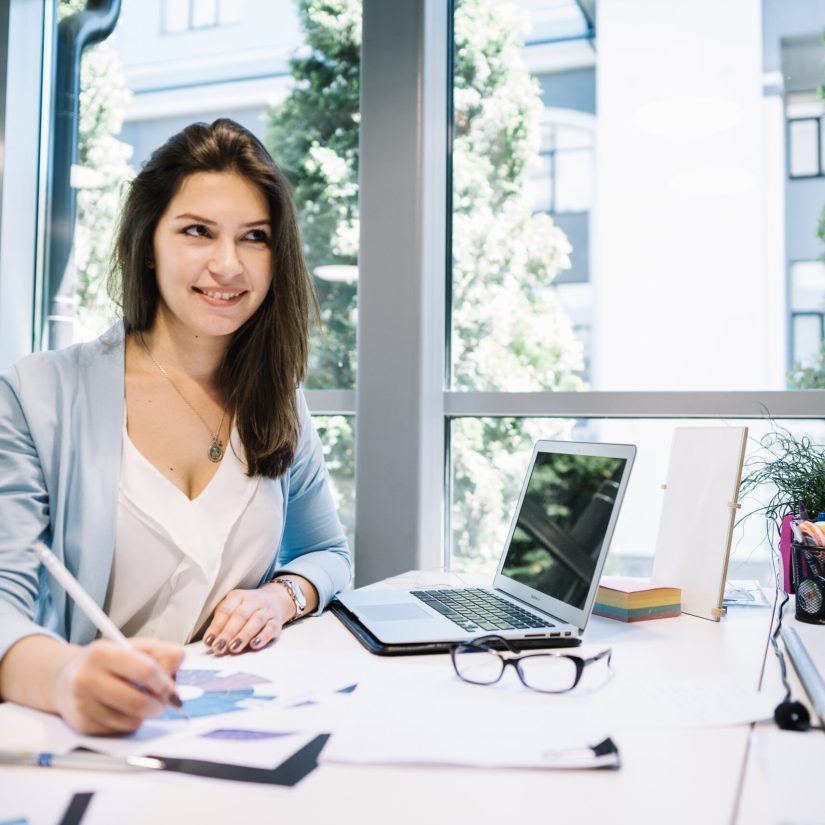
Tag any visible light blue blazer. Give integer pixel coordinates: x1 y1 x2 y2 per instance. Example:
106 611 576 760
0 323 351 661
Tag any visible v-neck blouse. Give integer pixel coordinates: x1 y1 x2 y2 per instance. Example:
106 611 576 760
106 422 283 643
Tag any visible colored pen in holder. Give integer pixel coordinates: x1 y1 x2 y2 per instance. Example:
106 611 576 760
791 542 825 624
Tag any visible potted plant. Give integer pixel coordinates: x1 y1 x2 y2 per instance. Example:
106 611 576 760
739 424 825 593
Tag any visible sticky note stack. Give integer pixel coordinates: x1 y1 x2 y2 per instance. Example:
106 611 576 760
594 577 681 623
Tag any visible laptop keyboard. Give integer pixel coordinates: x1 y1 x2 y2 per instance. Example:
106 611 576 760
410 588 556 634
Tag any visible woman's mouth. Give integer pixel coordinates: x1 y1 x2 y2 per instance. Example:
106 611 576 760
193 287 246 305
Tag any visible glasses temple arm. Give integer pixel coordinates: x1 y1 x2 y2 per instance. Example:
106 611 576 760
582 648 612 665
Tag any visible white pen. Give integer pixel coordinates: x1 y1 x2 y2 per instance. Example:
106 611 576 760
0 749 165 771
32 541 185 714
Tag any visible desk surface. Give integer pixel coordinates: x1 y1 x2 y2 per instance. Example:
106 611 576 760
0 572 788 825
737 603 825 825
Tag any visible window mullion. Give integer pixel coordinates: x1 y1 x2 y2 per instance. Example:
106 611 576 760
444 390 825 419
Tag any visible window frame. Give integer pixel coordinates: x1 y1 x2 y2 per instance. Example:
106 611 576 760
788 115 824 179
353 0 825 580
0 0 51 368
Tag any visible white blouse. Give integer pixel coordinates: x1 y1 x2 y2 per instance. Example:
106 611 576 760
106 422 284 644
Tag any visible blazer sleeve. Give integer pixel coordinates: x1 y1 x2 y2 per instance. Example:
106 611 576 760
0 367 61 663
270 391 353 612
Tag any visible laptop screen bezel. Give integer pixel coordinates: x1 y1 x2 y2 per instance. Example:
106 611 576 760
492 439 636 631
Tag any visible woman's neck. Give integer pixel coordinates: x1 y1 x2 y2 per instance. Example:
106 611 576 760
137 313 230 385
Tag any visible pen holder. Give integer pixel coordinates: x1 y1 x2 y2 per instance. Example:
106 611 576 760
791 542 825 624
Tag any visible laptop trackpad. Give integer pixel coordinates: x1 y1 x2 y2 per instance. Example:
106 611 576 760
360 604 435 622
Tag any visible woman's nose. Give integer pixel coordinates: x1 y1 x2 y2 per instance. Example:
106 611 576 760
209 239 243 277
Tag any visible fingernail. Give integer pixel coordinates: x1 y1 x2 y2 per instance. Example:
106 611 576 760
252 636 262 647
204 634 215 646
229 639 242 652
215 639 226 652
169 692 183 709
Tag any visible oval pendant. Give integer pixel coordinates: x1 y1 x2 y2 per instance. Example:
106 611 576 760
208 439 224 463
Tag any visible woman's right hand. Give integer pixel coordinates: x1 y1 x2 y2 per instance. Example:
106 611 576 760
52 637 184 735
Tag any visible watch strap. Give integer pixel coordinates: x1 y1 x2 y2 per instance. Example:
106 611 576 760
274 577 306 620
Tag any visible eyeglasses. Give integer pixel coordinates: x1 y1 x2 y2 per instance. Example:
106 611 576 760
449 635 613 694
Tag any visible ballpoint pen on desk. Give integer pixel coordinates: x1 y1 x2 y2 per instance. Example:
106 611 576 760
32 542 186 717
0 750 165 771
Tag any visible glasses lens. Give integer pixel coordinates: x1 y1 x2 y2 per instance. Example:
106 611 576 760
517 655 579 692
453 647 504 684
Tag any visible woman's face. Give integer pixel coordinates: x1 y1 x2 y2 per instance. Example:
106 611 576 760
151 171 273 341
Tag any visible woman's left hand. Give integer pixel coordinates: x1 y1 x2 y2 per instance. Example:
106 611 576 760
203 583 294 655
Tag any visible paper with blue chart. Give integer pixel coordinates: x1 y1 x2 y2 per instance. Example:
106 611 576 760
72 648 366 769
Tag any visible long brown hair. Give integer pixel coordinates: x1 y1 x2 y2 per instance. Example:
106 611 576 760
110 118 319 478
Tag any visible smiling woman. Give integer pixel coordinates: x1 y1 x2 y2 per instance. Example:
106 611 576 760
0 119 352 735
151 171 273 340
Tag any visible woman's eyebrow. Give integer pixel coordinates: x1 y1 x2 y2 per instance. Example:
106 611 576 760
174 212 216 224
173 212 270 227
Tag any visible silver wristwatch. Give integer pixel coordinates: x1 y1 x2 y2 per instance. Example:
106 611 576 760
274 577 307 620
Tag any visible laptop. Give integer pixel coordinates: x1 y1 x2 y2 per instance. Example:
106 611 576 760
334 439 636 648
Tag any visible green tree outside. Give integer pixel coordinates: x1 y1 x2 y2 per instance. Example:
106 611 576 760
450 0 584 571
266 0 361 551
266 0 584 571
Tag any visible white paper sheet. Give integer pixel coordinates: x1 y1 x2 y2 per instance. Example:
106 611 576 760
321 663 613 769
0 646 369 770
322 658 780 770
597 678 780 730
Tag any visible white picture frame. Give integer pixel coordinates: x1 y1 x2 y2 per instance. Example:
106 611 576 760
651 426 749 622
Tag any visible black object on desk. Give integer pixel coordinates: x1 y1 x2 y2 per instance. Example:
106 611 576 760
57 792 94 825
149 733 330 786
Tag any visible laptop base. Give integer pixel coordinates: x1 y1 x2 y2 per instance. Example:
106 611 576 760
329 598 582 656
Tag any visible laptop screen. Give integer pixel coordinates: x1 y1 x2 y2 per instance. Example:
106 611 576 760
499 451 629 610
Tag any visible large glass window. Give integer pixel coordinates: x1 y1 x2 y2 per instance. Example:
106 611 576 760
448 0 825 573
450 416 825 583
8 0 825 587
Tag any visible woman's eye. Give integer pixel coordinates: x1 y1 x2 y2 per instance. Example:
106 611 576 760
245 229 270 244
183 224 210 238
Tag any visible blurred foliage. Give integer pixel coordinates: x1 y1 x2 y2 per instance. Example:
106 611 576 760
267 0 583 570
266 0 360 392
449 0 584 571
788 341 825 389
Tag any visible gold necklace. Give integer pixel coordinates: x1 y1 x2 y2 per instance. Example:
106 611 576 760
138 334 227 463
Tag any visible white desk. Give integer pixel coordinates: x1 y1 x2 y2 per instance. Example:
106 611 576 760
0 572 783 825
736 603 825 825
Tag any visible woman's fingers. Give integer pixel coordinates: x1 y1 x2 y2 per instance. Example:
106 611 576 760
55 641 172 734
133 638 185 677
248 618 282 651
228 609 282 654
202 591 241 651
97 641 182 707
204 588 288 655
